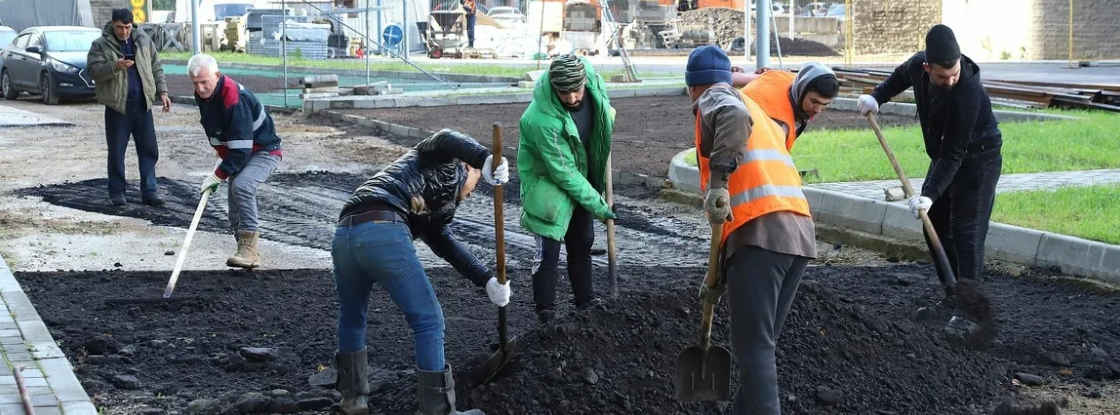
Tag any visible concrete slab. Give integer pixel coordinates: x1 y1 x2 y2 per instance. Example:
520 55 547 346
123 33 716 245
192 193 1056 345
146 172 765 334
880 202 923 241
0 105 73 128
1036 233 1093 273
802 187 825 219
814 189 887 236
985 224 1044 266
667 149 700 194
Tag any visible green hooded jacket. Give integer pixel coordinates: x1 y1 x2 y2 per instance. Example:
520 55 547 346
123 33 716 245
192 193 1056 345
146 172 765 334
517 57 615 241
87 23 168 115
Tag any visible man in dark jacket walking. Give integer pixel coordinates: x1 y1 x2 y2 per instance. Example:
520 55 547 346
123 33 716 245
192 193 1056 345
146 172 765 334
87 8 171 206
858 25 1003 292
332 129 509 415
188 54 282 269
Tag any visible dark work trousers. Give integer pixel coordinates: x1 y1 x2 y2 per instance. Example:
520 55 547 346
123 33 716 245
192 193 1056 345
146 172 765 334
922 152 1002 282
531 206 596 312
466 15 476 48
105 99 159 198
726 245 809 415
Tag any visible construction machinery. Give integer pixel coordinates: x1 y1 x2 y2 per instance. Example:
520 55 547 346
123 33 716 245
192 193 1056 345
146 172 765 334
427 8 466 59
561 0 602 54
618 0 680 50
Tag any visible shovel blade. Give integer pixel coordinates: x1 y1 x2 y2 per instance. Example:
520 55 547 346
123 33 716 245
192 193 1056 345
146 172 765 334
675 344 733 401
474 336 519 384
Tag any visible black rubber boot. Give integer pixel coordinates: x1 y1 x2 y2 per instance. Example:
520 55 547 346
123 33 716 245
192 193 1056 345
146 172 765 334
417 364 484 415
336 349 370 415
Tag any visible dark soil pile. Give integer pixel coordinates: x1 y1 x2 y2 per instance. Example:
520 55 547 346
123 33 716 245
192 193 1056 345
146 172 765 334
452 281 1009 415
678 8 841 56
335 96 918 179
22 264 1083 415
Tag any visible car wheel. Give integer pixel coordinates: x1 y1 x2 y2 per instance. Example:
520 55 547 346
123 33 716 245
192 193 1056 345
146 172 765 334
40 72 59 105
1 70 17 100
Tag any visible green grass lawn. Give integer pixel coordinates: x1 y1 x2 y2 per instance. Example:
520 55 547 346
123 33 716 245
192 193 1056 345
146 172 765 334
683 109 1120 184
159 52 671 80
993 184 1120 245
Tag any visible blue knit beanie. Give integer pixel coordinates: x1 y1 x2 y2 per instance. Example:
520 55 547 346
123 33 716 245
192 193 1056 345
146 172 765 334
685 45 733 87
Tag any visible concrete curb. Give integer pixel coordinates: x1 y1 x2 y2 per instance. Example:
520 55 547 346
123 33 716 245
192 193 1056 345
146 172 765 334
829 97 1079 123
666 150 1120 284
305 85 685 113
161 59 520 84
0 254 97 414
169 95 302 115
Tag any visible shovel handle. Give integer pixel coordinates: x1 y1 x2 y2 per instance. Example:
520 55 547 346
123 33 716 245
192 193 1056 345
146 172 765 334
699 198 727 349
605 154 619 299
866 113 957 291
164 187 213 298
492 123 510 351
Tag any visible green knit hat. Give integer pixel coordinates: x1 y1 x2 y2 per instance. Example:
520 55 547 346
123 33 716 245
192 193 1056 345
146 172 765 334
549 54 587 93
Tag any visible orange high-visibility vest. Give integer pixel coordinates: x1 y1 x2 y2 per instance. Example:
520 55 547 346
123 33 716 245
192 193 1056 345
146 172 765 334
695 89 811 244
741 70 797 151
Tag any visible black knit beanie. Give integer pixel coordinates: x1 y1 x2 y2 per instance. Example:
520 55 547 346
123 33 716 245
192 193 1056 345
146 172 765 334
925 24 961 65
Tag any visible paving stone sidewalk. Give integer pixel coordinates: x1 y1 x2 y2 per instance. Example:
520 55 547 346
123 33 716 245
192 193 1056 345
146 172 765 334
0 257 96 415
809 169 1120 201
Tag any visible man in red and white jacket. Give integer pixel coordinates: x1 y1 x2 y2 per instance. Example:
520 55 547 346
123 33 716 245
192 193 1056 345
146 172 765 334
188 54 283 269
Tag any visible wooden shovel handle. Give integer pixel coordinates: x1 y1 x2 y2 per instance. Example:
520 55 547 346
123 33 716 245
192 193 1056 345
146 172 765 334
699 198 727 349
492 123 506 285
865 113 957 290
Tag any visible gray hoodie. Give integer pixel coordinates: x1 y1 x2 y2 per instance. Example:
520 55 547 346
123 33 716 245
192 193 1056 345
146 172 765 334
787 62 836 137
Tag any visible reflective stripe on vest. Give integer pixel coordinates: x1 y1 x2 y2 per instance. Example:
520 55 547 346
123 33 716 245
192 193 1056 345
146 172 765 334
741 70 798 151
694 88 811 244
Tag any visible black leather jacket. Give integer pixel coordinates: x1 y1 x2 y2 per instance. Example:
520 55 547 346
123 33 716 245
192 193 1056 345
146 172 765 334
340 129 493 286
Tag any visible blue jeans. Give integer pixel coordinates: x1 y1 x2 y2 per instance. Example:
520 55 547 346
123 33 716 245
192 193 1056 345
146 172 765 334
105 100 158 197
332 220 446 371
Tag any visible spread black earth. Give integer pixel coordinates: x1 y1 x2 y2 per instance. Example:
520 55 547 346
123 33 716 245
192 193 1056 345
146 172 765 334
14 163 1120 415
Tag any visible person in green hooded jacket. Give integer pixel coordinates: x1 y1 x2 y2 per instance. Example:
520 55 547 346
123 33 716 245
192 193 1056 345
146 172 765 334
517 54 617 324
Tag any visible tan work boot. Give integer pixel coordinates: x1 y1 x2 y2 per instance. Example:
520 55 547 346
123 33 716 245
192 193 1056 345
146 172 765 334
226 230 261 269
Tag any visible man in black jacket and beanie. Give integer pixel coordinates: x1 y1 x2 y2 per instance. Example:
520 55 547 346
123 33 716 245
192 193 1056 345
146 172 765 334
331 129 509 415
858 25 1003 295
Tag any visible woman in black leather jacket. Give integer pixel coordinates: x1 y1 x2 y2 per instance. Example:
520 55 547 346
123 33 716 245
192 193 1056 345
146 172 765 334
331 129 509 415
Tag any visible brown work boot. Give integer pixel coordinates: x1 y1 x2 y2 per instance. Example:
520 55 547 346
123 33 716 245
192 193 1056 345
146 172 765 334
226 230 261 269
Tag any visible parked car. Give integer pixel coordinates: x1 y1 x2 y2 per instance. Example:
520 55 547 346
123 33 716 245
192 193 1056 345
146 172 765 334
488 6 526 27
0 26 16 48
0 26 101 104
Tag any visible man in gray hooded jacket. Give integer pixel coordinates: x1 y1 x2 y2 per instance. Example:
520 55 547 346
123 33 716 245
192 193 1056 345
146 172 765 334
732 62 839 151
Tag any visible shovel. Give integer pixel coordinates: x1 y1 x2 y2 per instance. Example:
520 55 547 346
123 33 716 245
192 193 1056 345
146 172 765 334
106 160 220 306
475 122 520 383
676 198 732 401
865 113 993 328
604 154 619 299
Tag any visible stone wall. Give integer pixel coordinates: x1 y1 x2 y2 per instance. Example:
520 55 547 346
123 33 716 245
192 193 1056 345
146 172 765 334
852 0 941 55
90 0 126 26
1034 0 1120 60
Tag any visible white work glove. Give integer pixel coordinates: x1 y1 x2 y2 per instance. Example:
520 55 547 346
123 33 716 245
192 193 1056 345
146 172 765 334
481 155 509 186
908 196 933 219
485 277 511 307
704 188 733 225
200 173 223 195
857 94 880 116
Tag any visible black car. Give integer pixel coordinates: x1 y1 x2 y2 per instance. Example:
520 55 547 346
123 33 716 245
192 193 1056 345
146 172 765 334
1 26 101 104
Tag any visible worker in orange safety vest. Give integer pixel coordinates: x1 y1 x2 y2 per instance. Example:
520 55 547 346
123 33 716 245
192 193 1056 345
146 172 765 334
732 62 839 151
687 45 816 415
